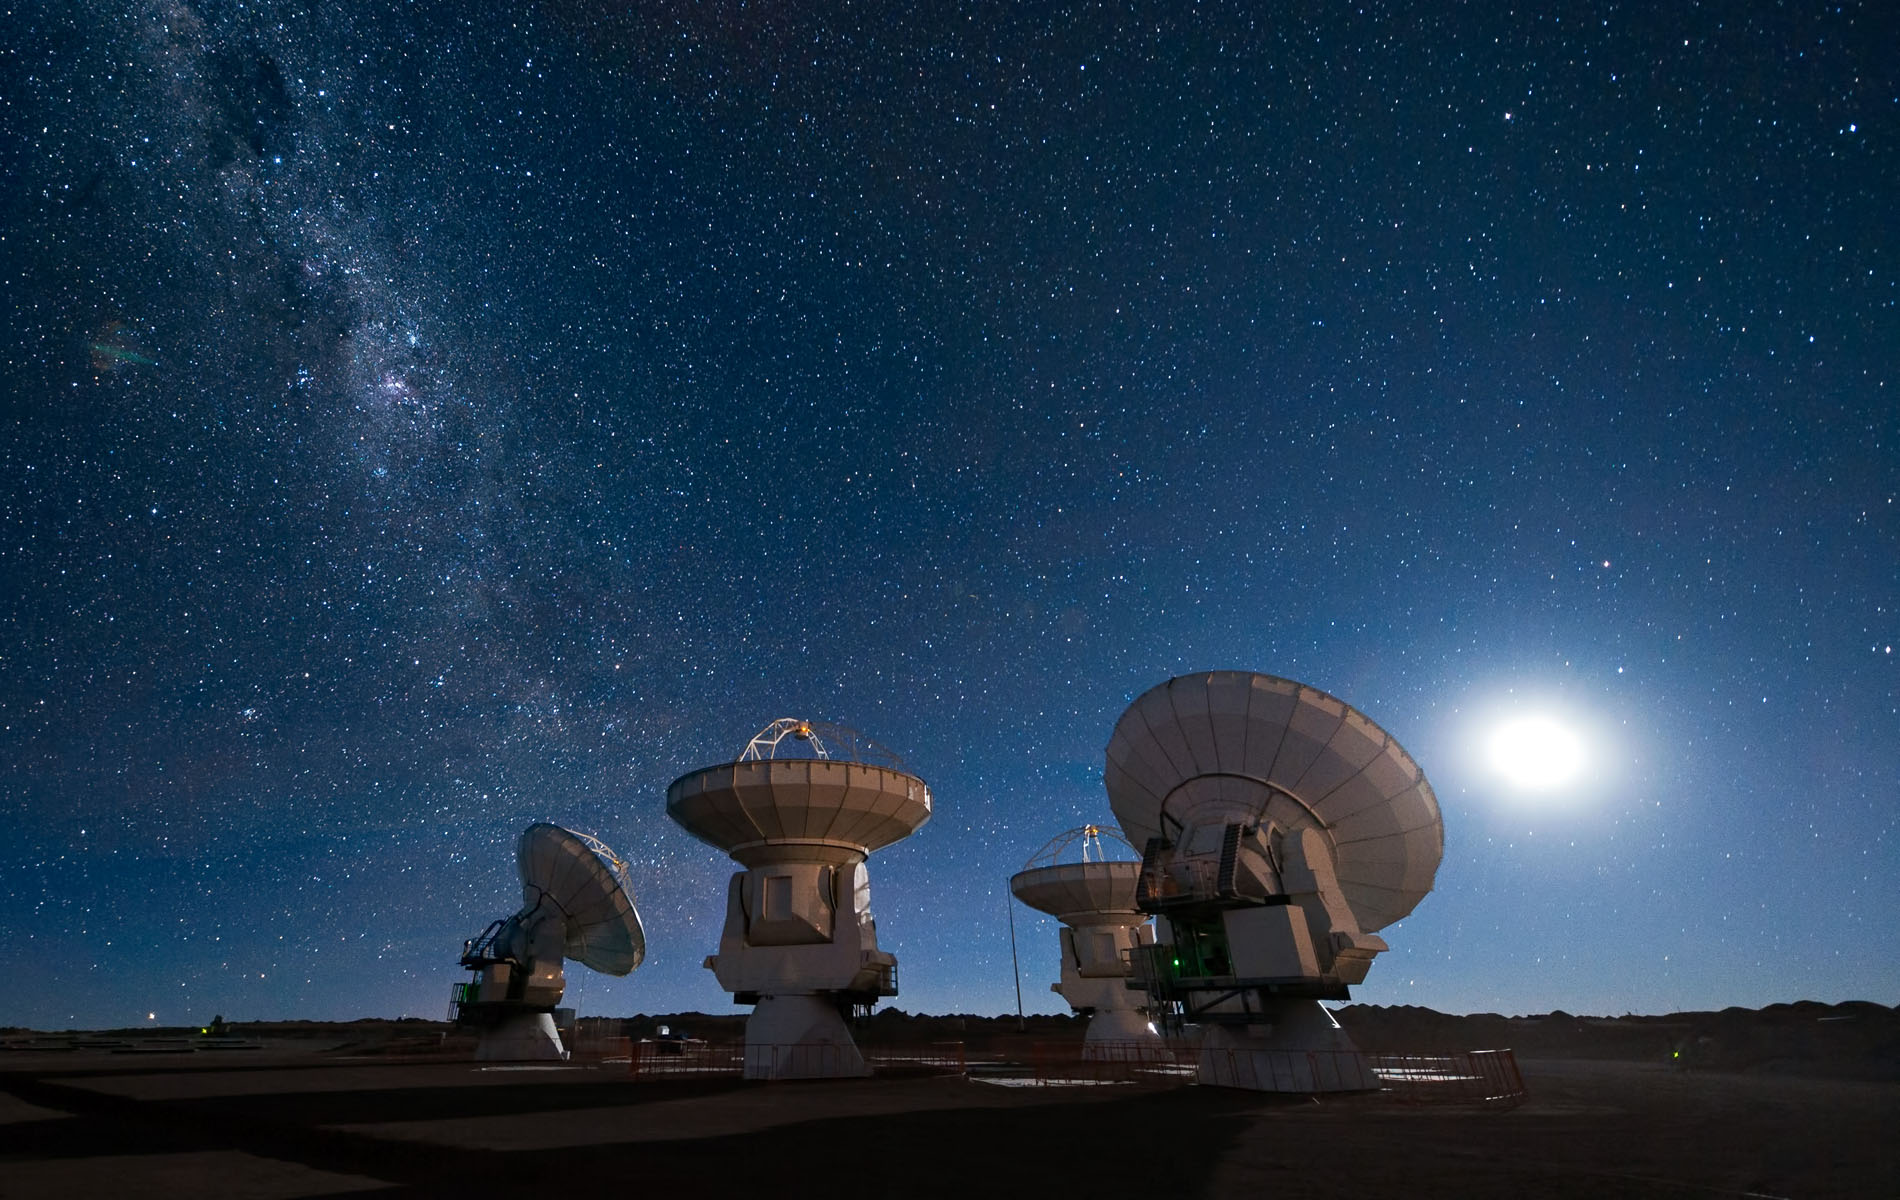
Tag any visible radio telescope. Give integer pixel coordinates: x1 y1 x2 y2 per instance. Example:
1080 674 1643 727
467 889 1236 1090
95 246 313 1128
1107 672 1442 1091
1010 825 1162 1055
451 823 646 1061
667 719 931 1079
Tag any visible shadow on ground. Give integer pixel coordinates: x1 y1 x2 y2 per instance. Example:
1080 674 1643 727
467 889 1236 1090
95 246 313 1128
0 1067 1260 1198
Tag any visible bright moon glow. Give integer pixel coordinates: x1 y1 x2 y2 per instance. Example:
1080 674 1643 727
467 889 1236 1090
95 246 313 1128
1488 716 1585 790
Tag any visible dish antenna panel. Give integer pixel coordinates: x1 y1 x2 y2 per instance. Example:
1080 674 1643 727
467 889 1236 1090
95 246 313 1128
452 823 646 1061
1106 671 1443 1092
668 719 931 1079
1010 826 1163 1055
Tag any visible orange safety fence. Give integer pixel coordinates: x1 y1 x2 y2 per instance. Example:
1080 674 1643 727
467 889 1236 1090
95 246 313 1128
1198 1045 1376 1092
866 1041 968 1076
567 1034 631 1064
1026 1041 1528 1105
1027 1040 1199 1086
624 1038 967 1080
590 1031 1521 1104
1366 1049 1528 1106
626 1039 744 1077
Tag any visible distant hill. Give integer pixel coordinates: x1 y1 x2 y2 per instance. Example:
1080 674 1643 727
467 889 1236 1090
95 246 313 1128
1334 1000 1900 1080
9 1002 1894 1079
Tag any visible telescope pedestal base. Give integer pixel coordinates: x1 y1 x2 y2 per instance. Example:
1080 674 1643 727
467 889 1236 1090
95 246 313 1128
743 994 869 1080
1082 1006 1164 1060
1197 1000 1373 1092
474 1011 568 1062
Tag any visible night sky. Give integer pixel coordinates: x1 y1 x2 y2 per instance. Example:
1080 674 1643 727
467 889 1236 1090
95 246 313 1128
4 2 1894 1031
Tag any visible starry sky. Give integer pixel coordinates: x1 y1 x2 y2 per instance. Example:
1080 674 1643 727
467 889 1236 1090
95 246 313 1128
3 1 1894 1030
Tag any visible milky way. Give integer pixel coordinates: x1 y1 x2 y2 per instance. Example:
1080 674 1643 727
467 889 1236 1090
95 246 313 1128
3 1 1894 1027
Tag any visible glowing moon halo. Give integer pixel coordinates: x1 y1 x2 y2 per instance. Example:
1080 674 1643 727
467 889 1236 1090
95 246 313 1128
1487 715 1585 790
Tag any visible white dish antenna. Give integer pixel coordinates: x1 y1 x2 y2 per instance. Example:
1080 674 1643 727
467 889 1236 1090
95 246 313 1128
668 719 930 1079
1105 671 1443 1093
1010 825 1160 1052
1010 825 1145 921
669 727 931 863
1106 671 1441 932
452 823 646 1061
518 824 646 976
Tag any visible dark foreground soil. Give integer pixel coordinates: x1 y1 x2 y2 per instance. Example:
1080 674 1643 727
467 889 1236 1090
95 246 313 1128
1 1045 1895 1199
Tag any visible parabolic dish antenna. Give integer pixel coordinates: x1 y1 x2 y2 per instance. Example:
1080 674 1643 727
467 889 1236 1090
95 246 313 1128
518 823 646 975
1009 826 1160 1052
667 719 930 1080
1105 670 1442 933
1010 825 1145 922
1105 671 1444 1093
668 750 932 863
451 823 646 1061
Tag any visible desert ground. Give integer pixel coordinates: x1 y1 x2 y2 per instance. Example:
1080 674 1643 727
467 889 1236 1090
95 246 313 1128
2 1005 1894 1199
